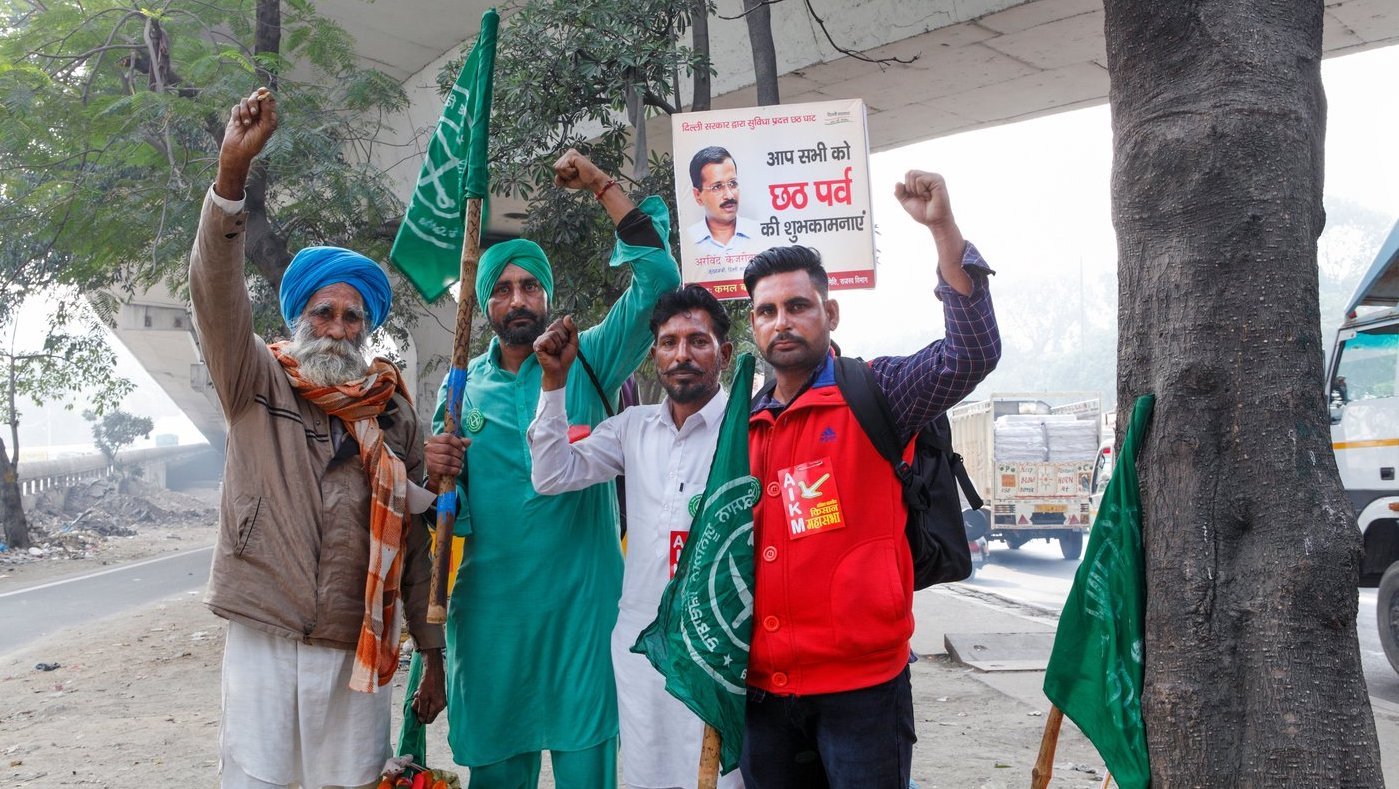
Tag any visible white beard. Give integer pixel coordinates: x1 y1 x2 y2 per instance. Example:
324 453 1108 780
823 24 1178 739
286 322 369 386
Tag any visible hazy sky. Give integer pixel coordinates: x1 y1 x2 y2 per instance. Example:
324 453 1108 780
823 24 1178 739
19 43 1399 450
836 43 1399 364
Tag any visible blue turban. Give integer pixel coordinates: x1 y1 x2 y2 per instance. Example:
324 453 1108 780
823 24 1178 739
475 239 555 309
279 246 393 332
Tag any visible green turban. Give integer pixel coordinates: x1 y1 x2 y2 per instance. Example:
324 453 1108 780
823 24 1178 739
475 239 555 308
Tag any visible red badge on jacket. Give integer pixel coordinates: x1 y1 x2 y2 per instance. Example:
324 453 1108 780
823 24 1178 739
778 457 846 539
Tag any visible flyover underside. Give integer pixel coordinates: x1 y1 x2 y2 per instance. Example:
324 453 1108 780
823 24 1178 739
111 0 1398 448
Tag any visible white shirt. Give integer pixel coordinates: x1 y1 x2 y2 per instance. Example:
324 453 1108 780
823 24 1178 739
208 185 245 213
528 387 743 789
687 215 766 255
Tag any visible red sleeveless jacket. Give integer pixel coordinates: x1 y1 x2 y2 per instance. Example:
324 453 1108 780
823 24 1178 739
747 382 915 695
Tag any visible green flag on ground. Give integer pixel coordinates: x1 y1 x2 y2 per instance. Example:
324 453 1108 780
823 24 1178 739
633 353 758 775
389 9 498 302
1043 394 1154 789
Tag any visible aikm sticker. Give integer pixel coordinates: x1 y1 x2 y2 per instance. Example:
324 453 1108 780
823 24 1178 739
779 457 846 539
669 530 688 578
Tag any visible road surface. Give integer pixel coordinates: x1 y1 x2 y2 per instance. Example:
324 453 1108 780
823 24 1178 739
3 537 1395 707
0 546 212 657
968 538 1399 707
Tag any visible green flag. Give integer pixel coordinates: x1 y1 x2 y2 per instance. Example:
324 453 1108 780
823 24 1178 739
632 353 758 775
395 651 428 762
389 9 498 302
1043 394 1154 789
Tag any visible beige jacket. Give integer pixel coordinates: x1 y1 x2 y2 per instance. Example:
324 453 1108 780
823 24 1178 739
189 192 443 651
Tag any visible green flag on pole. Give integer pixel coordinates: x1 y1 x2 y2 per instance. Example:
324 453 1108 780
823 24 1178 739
1043 394 1155 789
389 9 498 302
632 353 758 775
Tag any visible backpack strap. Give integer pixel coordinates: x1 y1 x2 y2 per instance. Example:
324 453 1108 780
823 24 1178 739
951 452 983 510
923 416 985 511
831 356 913 486
834 356 984 512
574 346 615 418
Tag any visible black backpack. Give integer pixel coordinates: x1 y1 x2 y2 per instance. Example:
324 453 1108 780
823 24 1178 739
832 356 983 589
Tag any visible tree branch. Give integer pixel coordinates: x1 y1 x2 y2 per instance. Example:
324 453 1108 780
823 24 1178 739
26 7 140 57
804 0 917 67
716 0 785 21
29 41 142 63
642 88 678 114
83 16 142 105
143 15 170 93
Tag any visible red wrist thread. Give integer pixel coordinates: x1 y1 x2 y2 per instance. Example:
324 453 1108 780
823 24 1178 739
594 179 619 201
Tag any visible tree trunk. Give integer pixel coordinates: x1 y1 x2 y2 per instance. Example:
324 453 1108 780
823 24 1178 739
742 0 779 106
1105 1 1382 785
254 0 281 91
627 80 650 180
0 435 29 550
246 0 292 291
691 0 711 112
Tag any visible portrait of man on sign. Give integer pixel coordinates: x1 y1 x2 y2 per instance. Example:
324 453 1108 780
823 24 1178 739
687 146 765 255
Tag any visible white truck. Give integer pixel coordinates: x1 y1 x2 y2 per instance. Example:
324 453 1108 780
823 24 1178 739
949 394 1102 560
1326 218 1399 675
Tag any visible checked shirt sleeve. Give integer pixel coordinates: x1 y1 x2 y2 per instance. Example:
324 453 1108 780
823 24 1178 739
869 241 1002 439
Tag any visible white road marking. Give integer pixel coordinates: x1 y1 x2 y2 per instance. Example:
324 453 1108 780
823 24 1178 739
0 545 213 599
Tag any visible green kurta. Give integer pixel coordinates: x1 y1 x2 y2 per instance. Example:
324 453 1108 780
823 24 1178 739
436 197 681 767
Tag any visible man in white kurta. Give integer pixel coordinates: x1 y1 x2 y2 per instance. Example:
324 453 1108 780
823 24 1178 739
527 285 744 789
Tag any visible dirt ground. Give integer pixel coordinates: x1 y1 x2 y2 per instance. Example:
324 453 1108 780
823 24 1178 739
0 484 1107 788
0 604 1106 788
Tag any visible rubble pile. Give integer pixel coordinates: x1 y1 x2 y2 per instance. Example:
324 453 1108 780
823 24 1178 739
0 477 218 563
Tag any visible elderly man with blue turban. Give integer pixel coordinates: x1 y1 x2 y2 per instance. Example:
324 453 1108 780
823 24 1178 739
423 149 681 787
190 88 446 789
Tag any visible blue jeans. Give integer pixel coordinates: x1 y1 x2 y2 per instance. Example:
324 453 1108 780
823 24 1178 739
739 668 915 789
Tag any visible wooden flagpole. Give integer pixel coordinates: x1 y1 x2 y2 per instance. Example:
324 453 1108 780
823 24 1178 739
1030 705 1064 789
426 197 483 624
698 724 721 789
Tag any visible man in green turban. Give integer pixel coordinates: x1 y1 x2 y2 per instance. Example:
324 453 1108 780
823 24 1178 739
425 149 681 787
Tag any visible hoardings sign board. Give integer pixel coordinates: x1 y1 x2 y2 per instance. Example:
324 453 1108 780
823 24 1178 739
672 98 876 300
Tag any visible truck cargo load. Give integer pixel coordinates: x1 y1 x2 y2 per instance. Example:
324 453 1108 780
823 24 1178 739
950 394 1101 559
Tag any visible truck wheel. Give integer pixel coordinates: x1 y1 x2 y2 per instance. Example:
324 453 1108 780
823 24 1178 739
962 508 990 542
1381 563 1399 675
1006 534 1026 550
1060 532 1084 560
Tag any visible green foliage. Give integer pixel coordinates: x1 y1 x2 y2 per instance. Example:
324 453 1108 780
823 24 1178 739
83 406 154 465
442 0 751 380
0 292 134 436
475 0 706 200
0 0 409 331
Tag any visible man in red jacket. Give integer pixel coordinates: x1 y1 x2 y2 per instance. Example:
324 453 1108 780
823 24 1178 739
741 170 1002 788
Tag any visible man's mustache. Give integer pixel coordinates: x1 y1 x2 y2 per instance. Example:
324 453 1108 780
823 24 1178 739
664 363 704 377
297 335 359 358
720 199 737 210
767 332 806 353
503 308 541 324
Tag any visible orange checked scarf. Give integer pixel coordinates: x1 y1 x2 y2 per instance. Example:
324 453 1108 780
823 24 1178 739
270 342 411 693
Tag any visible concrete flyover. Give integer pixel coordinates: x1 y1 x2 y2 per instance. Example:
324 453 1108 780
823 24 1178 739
18 444 220 501
113 0 1399 444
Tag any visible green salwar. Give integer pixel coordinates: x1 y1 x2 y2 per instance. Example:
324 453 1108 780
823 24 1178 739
435 197 681 778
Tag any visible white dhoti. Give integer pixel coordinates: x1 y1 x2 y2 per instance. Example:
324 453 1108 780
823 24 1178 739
220 621 391 789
